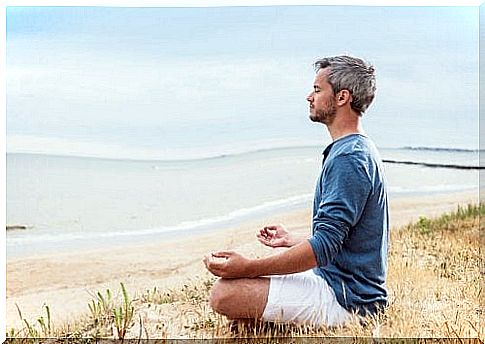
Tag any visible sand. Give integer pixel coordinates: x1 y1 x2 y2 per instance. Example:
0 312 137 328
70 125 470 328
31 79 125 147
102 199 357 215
5 190 478 330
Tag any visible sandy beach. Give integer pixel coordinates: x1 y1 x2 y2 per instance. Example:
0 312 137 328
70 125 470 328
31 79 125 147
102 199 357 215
5 190 479 330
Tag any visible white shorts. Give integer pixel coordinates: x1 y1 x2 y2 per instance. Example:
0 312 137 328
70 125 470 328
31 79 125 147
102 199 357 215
262 270 351 327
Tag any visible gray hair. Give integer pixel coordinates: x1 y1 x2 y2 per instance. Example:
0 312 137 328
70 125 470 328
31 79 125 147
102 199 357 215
314 55 376 115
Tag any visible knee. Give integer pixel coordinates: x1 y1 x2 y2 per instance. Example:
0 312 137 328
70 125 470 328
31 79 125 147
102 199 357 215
209 279 235 317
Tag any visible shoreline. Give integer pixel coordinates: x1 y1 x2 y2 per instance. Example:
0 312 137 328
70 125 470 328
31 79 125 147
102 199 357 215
5 190 479 329
6 188 478 260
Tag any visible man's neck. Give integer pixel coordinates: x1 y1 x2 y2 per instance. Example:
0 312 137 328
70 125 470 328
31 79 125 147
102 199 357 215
327 123 365 142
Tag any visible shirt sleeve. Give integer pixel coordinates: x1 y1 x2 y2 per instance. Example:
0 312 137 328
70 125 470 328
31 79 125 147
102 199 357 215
308 154 372 268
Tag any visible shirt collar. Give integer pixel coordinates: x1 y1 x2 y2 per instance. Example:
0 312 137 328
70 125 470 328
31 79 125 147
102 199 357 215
321 133 367 156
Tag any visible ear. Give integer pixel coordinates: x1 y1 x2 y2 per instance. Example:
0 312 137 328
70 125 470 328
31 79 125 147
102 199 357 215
336 90 352 106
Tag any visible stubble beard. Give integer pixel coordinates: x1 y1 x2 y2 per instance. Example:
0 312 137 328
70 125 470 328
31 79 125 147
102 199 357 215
310 98 337 125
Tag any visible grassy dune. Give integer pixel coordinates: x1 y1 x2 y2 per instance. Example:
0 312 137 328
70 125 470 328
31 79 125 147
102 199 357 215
7 203 483 340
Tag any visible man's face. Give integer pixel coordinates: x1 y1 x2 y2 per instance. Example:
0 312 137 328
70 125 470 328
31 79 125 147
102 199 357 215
306 68 337 125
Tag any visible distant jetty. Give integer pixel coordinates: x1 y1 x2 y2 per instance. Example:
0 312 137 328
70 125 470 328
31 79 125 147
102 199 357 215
383 159 484 170
6 225 32 231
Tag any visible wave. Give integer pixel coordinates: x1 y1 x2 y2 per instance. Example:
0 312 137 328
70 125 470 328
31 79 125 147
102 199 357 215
7 180 477 248
7 180 478 253
6 193 313 247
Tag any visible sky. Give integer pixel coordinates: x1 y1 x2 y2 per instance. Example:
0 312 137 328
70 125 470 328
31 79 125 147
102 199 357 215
6 5 480 158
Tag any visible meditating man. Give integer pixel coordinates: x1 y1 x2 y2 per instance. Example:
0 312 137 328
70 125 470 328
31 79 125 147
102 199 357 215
203 55 389 327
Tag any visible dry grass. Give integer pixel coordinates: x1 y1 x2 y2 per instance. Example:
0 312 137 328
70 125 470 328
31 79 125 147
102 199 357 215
7 203 483 341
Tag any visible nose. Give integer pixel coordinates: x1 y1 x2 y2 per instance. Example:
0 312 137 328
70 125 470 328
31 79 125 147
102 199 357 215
306 92 313 102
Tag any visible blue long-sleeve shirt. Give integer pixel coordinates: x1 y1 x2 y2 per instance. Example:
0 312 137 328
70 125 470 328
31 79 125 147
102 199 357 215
308 133 389 316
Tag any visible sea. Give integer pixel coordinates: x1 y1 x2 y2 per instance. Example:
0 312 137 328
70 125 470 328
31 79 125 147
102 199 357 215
6 142 481 259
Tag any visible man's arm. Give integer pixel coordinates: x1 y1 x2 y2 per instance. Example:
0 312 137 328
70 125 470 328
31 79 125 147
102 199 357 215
204 240 317 279
309 154 371 267
204 155 372 279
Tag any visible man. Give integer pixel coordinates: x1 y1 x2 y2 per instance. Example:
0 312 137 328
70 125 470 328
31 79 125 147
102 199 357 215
203 55 389 327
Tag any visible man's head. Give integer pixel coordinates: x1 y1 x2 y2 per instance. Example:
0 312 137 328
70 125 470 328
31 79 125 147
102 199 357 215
306 55 376 124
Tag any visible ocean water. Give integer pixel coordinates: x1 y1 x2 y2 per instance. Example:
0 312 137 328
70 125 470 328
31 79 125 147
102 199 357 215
6 146 480 258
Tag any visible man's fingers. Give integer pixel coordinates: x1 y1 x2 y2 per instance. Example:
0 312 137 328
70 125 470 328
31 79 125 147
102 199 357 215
257 236 269 245
203 255 216 269
207 259 225 270
206 265 221 277
211 251 233 258
259 227 276 238
203 255 226 277
257 236 277 248
256 233 269 241
256 233 270 241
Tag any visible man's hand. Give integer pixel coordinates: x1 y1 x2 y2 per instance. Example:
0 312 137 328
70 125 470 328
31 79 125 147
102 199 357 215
257 225 300 248
203 251 254 278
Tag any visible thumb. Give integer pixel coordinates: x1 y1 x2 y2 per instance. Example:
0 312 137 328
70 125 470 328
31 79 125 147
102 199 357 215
211 251 234 258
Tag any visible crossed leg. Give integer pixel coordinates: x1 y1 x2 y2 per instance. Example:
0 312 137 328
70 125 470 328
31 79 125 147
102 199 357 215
209 277 270 319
